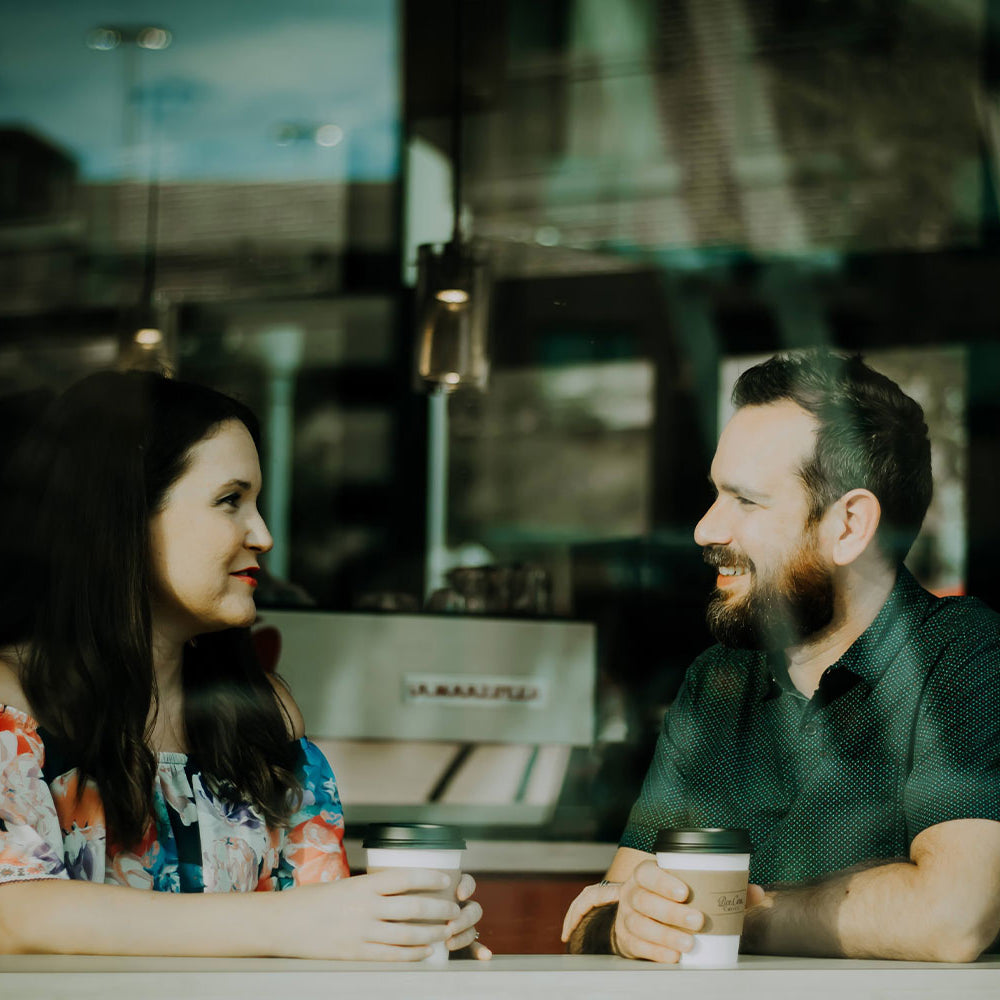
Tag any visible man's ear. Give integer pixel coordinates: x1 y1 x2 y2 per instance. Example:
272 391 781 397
824 489 882 567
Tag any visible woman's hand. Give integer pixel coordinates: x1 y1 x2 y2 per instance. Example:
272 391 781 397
275 869 463 961
445 873 492 960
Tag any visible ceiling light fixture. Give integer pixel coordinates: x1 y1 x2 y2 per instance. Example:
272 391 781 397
413 0 490 394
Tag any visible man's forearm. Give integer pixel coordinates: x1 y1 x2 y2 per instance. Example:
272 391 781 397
742 859 991 963
566 902 617 955
740 874 849 958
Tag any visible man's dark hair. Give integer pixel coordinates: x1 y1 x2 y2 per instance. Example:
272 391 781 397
731 350 932 563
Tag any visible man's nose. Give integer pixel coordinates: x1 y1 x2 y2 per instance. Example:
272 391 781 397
694 498 731 548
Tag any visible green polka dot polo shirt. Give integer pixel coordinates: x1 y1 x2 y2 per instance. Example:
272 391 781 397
620 568 1000 885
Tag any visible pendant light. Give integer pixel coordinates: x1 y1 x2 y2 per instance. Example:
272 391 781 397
413 0 490 393
89 24 172 369
120 151 168 371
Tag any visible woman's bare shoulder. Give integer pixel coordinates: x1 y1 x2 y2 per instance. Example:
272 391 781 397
0 648 31 715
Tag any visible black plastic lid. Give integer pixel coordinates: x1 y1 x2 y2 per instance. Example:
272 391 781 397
653 827 751 854
362 823 467 850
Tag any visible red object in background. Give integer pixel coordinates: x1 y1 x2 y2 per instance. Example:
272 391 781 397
473 875 592 954
346 870 594 954
251 625 282 673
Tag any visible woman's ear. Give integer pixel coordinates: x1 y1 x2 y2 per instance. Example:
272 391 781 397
825 489 882 567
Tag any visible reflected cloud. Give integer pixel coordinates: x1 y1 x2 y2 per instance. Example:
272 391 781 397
0 0 398 182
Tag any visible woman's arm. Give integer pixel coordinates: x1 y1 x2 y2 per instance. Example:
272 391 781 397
0 868 462 959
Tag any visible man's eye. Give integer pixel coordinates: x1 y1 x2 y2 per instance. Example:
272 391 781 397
736 497 756 507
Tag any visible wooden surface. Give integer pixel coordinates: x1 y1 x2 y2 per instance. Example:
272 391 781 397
3 954 999 1000
473 875 592 954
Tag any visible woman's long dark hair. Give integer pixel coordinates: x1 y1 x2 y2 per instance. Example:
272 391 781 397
0 370 300 849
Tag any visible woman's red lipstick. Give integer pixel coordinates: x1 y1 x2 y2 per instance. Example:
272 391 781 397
231 567 259 587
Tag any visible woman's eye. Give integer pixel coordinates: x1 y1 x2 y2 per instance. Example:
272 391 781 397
736 496 756 507
217 493 241 509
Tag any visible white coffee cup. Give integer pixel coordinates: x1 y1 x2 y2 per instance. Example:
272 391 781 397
654 827 752 968
363 823 466 965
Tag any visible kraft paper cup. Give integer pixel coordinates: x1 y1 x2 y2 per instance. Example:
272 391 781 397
654 827 751 968
363 823 467 964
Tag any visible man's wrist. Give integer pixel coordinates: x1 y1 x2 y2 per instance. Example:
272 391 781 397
567 901 619 955
739 889 775 953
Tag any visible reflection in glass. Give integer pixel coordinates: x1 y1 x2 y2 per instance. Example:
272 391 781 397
414 241 490 392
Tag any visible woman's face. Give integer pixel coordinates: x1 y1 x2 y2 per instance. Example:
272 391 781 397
149 420 272 643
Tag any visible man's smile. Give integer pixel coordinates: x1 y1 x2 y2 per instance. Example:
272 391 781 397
716 565 749 588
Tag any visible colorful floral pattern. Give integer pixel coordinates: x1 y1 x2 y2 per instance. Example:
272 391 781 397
0 706 349 892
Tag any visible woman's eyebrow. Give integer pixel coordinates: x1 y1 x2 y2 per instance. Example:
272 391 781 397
217 479 252 492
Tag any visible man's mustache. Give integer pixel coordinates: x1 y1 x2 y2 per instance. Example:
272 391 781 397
702 546 754 574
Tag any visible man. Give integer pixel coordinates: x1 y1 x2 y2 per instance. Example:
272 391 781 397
563 351 1000 962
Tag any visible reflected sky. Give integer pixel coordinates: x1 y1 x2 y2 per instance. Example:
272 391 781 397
0 0 398 182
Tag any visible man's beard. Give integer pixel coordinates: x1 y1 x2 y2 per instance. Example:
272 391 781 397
704 534 835 650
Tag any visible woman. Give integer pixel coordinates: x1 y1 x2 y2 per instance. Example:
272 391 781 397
0 370 486 959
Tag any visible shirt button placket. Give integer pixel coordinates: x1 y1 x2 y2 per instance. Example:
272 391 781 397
800 715 828 769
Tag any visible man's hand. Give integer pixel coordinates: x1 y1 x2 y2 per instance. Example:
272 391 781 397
610 863 767 962
561 881 622 946
612 860 705 962
563 846 766 961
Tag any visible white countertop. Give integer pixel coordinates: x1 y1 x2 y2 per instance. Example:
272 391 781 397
3 954 998 1000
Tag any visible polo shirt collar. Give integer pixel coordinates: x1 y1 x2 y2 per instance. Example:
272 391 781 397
762 566 930 697
833 566 929 688
765 650 802 700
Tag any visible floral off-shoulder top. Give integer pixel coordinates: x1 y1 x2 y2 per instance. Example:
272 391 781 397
0 706 350 892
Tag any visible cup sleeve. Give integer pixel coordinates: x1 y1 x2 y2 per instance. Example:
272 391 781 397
273 738 350 889
0 713 69 884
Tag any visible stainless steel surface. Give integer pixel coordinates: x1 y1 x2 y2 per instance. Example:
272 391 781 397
258 610 596 744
